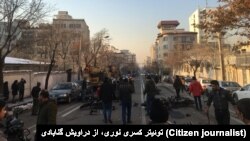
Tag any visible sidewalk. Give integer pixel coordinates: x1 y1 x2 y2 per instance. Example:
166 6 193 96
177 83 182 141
6 97 33 109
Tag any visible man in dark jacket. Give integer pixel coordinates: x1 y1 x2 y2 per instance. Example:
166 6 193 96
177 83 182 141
99 77 114 123
173 75 183 99
3 81 9 101
18 78 26 101
37 90 57 125
119 78 134 125
31 82 41 115
205 80 236 125
143 75 157 115
35 90 57 141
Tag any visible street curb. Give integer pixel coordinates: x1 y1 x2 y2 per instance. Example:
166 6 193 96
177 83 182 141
7 98 33 109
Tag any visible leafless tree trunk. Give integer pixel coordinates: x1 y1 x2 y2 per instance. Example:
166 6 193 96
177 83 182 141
0 0 52 96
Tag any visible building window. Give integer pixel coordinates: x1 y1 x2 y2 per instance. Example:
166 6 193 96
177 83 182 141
190 36 195 42
76 24 81 28
182 36 186 42
61 24 66 28
163 53 168 57
163 45 168 49
163 37 168 41
173 37 178 41
174 44 177 49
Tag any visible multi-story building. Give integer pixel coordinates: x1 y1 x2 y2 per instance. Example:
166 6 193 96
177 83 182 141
0 20 23 54
156 20 197 75
52 11 90 71
53 11 90 53
53 11 90 42
150 44 157 63
189 8 217 47
120 50 136 64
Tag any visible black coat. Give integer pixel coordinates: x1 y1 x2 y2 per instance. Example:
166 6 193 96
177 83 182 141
3 82 9 96
11 82 19 95
31 86 41 98
100 82 114 103
119 82 133 102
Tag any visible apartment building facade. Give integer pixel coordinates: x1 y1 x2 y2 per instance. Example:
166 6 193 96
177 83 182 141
155 20 197 75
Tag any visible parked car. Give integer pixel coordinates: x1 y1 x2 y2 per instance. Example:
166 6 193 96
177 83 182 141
184 77 192 91
49 82 81 103
206 80 241 94
73 80 94 101
199 78 212 90
232 84 250 102
218 81 241 92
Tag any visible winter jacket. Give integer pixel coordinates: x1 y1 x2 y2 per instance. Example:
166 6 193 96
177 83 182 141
143 79 157 97
173 77 183 90
11 82 19 95
189 80 203 96
37 100 57 125
207 88 236 111
119 82 133 102
31 86 41 98
99 82 114 103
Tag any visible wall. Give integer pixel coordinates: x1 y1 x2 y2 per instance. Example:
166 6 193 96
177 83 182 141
3 70 77 102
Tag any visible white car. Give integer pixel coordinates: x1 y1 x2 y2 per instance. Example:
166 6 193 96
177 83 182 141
232 84 250 102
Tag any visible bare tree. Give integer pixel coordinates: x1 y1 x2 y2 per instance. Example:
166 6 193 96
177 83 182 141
197 0 250 80
57 31 77 70
0 0 52 95
182 45 213 77
165 47 187 75
37 24 75 89
83 29 109 67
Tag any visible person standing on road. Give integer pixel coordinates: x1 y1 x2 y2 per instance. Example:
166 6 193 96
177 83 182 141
37 90 57 125
18 78 26 101
205 80 236 125
189 76 203 111
119 78 134 125
0 100 7 141
3 81 9 101
99 77 114 123
31 82 41 115
11 80 19 103
173 75 183 99
35 90 57 141
143 75 157 115
236 98 250 125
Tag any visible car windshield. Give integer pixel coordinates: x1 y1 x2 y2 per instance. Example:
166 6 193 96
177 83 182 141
52 83 72 90
221 82 229 87
230 82 241 87
202 80 211 83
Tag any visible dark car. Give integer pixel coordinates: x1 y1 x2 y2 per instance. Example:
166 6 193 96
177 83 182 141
74 80 94 101
49 82 81 103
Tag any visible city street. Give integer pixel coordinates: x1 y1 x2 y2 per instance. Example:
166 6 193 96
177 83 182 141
17 75 244 141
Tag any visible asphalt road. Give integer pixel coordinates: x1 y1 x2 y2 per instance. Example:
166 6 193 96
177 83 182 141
17 75 244 140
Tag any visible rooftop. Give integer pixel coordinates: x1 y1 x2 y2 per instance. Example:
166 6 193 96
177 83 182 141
157 20 180 28
5 57 48 65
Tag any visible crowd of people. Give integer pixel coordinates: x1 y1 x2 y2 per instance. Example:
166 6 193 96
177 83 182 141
3 78 27 103
172 74 250 125
1 74 250 140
